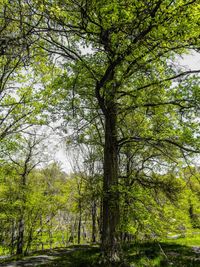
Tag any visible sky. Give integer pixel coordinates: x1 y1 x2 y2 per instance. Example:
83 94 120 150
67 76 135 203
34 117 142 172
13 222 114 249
177 51 200 70
54 51 200 173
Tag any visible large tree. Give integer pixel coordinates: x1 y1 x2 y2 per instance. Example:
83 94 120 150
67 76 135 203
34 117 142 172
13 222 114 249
3 0 200 265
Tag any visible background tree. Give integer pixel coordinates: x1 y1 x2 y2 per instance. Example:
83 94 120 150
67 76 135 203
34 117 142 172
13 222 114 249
0 128 48 254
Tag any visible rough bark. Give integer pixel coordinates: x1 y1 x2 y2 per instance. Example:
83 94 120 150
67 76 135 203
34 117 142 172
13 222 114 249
101 101 121 264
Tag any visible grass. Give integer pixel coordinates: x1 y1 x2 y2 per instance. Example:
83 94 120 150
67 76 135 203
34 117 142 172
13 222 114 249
0 236 200 266
164 235 200 247
0 245 100 267
127 241 200 267
47 246 100 267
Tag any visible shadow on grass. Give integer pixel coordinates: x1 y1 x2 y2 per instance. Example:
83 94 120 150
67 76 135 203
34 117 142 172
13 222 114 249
126 242 200 267
0 246 100 267
39 245 100 267
0 243 200 267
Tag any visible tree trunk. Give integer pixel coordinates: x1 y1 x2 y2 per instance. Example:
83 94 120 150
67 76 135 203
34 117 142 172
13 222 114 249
121 151 132 244
16 173 27 255
77 201 82 244
101 103 121 264
24 227 33 255
49 219 53 249
16 216 24 255
91 201 97 243
10 220 16 255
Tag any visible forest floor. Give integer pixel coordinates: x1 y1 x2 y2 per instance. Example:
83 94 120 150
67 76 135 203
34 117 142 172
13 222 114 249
0 241 200 267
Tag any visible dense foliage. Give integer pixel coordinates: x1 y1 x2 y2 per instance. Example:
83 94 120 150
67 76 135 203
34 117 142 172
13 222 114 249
0 0 200 266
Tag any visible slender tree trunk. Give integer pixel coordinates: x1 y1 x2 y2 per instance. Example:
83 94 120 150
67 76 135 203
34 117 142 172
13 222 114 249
101 102 121 264
98 198 103 239
16 216 24 255
77 207 82 244
91 201 97 243
10 220 16 255
16 172 27 255
40 216 44 251
24 228 33 255
49 219 53 249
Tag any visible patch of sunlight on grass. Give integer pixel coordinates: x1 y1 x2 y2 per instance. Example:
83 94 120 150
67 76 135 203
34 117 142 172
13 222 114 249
164 234 200 247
